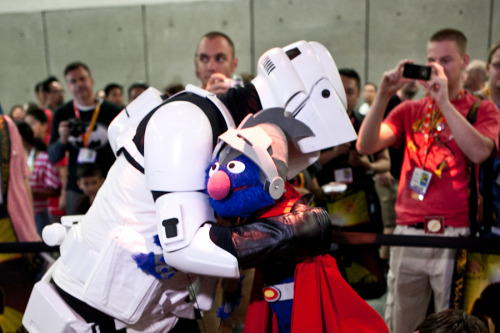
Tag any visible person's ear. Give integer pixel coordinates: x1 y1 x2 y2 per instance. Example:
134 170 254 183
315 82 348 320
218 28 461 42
232 57 239 72
462 53 470 71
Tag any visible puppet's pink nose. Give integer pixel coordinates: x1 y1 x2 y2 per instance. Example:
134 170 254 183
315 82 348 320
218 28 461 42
207 171 231 200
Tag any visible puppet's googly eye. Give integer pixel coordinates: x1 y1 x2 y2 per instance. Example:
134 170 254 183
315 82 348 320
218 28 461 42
227 160 245 174
208 162 220 177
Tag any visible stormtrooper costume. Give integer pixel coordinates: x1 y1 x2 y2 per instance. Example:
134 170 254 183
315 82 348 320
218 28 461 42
23 41 356 333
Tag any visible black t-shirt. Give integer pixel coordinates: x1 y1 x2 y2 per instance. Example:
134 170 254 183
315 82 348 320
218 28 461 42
315 116 369 190
48 100 121 192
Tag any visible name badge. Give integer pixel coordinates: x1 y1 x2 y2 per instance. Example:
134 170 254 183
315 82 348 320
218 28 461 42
77 148 97 164
334 168 353 184
409 167 432 200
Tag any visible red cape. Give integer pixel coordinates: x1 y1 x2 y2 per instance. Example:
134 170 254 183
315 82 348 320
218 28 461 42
244 184 389 333
292 255 389 333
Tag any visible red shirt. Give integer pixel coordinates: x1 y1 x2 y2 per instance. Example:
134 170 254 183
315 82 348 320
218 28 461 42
385 92 499 227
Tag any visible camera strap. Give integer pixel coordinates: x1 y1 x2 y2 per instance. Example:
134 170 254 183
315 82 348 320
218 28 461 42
73 100 102 147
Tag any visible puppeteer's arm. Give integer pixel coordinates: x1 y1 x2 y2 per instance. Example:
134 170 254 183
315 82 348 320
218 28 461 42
209 195 332 270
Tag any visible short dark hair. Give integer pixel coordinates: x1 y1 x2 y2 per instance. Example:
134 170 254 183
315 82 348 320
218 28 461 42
25 108 48 125
339 68 361 91
104 83 123 97
197 31 235 58
487 41 500 64
34 81 44 93
16 121 34 146
163 83 184 97
364 82 378 91
15 120 47 151
77 163 102 180
415 309 488 333
127 82 149 97
9 104 23 116
470 282 500 330
42 76 60 93
64 61 91 77
429 28 468 56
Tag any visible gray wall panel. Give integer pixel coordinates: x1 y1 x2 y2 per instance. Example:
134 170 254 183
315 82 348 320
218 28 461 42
0 0 498 111
0 13 46 110
253 0 366 76
145 1 252 92
368 0 492 85
44 6 145 102
491 0 500 47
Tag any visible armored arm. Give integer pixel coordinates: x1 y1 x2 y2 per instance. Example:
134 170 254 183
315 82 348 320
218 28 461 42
143 97 240 278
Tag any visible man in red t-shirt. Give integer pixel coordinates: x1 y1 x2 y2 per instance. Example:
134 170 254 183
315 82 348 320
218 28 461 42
357 28 499 333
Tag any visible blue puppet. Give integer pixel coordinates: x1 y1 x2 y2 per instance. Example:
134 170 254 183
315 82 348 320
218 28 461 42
205 111 306 333
204 110 390 333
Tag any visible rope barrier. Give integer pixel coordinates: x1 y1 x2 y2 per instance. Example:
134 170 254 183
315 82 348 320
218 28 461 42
332 231 500 254
2 231 500 254
0 241 58 253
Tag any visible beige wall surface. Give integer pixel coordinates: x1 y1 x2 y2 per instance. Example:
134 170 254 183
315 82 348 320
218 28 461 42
0 0 499 111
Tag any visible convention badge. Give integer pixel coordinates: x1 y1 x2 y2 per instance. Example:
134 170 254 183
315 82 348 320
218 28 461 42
334 168 353 184
77 147 97 163
424 216 444 234
409 167 432 200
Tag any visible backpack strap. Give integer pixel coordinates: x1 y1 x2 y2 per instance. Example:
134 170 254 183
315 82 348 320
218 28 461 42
466 100 493 236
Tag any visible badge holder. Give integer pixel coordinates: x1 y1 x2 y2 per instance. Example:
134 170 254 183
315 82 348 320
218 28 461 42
409 167 432 201
334 167 353 184
77 147 97 164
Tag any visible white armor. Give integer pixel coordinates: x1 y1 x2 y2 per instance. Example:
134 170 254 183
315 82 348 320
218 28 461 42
24 40 356 332
253 41 356 177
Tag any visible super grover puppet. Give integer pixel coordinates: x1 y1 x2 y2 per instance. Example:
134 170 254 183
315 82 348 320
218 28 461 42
24 41 357 333
205 110 389 333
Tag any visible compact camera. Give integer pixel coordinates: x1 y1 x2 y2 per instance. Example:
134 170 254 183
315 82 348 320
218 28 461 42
223 74 244 88
403 63 432 81
68 118 87 137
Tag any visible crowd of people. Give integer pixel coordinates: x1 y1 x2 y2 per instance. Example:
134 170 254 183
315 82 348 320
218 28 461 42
0 28 499 333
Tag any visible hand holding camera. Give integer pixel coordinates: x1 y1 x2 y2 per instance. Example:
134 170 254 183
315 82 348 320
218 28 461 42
67 118 87 137
58 118 88 145
206 73 243 95
401 61 450 107
421 61 450 106
402 63 432 81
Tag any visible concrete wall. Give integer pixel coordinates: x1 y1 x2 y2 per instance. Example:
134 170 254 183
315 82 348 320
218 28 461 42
0 0 499 112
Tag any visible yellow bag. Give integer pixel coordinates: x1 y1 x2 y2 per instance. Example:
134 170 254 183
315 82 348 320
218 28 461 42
325 190 370 227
